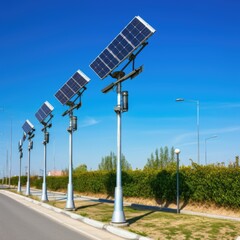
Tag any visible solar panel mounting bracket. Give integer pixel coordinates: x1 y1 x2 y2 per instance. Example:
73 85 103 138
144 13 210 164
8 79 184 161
102 65 143 94
125 42 148 72
41 114 53 132
28 132 35 140
101 40 147 94
62 87 86 117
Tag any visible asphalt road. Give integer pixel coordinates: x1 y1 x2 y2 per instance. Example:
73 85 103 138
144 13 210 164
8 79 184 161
0 193 99 240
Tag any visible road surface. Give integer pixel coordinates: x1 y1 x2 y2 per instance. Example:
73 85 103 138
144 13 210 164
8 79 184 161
0 191 123 240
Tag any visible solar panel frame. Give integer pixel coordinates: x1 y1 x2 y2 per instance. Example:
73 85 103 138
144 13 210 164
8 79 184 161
90 16 156 79
22 120 34 135
55 70 90 105
35 101 54 123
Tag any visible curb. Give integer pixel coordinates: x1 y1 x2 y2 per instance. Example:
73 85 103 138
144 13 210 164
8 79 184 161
2 191 152 240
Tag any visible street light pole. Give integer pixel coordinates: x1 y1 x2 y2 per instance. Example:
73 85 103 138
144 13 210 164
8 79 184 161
111 77 127 225
205 135 217 165
175 148 181 214
65 113 76 210
196 101 200 165
41 130 49 202
17 139 23 193
176 98 200 164
26 139 33 196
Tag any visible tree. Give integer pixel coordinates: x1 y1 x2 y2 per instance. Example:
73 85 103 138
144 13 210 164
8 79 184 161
235 156 239 168
98 152 132 171
144 146 176 170
73 164 87 175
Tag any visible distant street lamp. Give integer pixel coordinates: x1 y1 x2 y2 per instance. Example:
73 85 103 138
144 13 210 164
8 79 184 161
17 138 24 193
22 120 35 196
176 98 200 164
205 135 217 165
175 148 181 214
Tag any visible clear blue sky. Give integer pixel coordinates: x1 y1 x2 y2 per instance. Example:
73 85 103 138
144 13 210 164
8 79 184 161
0 0 240 176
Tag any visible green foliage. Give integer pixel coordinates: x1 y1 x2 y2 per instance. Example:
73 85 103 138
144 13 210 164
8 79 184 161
9 165 240 209
9 176 27 186
144 146 176 170
73 171 107 193
73 164 87 175
236 156 240 168
47 176 68 190
98 152 132 171
122 170 155 198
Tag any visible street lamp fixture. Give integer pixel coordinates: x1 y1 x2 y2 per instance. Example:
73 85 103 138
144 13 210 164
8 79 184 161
176 98 184 102
22 120 35 196
174 148 181 214
55 70 90 211
17 135 25 193
176 98 200 164
35 101 54 202
90 16 156 226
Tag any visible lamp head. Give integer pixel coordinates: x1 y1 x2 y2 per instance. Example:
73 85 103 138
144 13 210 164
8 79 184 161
175 148 181 154
23 133 27 142
176 98 184 102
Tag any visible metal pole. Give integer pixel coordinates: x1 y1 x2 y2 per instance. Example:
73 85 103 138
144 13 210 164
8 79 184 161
6 150 8 187
176 99 200 164
196 101 200 164
112 81 126 224
175 149 181 214
26 141 31 196
17 154 22 192
65 113 75 210
41 137 48 202
9 120 12 188
205 138 207 165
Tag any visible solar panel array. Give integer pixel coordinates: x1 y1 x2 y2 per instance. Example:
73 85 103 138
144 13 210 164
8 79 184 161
22 120 34 135
90 16 156 79
35 101 54 123
55 70 90 105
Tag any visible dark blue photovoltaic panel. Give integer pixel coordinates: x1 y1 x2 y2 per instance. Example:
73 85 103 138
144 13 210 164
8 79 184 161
55 91 68 105
90 16 156 79
61 84 75 98
72 72 89 87
22 120 34 135
55 70 90 105
108 35 134 61
67 78 80 93
35 101 54 123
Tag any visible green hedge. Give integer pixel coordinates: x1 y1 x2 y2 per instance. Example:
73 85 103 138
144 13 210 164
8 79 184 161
8 166 240 208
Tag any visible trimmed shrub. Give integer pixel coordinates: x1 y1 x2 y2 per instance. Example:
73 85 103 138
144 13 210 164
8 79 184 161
9 166 240 208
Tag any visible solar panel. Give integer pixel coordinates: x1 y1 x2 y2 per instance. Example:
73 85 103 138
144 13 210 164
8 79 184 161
22 120 34 135
35 101 54 123
90 16 156 79
55 70 90 105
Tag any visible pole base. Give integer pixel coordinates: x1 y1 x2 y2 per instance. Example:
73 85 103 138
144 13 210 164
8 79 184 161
17 181 21 193
41 182 48 202
26 181 30 196
110 222 129 227
65 183 75 211
111 187 126 223
65 207 76 211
